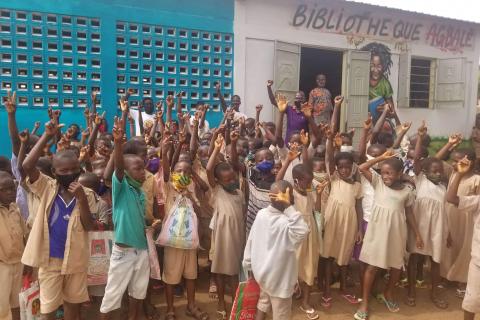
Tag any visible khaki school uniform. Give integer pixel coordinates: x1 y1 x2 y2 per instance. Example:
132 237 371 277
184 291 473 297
0 203 26 320
161 183 198 284
22 173 97 314
142 171 158 222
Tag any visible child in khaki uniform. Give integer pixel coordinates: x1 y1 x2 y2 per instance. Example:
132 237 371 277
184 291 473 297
446 157 480 320
0 171 27 320
21 120 97 320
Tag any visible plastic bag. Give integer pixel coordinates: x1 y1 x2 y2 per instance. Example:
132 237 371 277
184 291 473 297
230 279 260 320
19 278 41 320
87 231 114 286
146 227 161 280
156 196 199 249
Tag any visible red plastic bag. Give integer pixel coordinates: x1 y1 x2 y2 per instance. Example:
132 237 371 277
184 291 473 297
230 279 260 320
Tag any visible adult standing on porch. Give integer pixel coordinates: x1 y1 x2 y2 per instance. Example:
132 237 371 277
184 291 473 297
308 74 333 125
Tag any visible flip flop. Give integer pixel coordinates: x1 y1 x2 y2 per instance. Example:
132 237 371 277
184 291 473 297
378 294 400 313
341 294 361 304
405 296 416 307
299 306 319 320
416 280 427 289
321 296 332 308
216 310 227 320
353 310 368 320
455 289 466 299
431 296 449 309
186 306 209 320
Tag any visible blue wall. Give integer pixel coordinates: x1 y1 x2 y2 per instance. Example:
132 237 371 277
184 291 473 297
0 0 234 156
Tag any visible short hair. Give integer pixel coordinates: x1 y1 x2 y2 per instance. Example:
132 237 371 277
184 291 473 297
292 164 313 180
454 148 476 161
382 157 403 173
123 138 147 155
52 150 78 163
422 157 443 172
0 156 11 173
334 151 354 165
213 161 233 179
270 180 292 193
0 170 13 181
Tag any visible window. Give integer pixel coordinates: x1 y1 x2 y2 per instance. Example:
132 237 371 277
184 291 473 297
409 58 432 108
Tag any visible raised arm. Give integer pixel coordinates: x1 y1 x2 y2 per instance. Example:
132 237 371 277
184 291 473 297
17 130 29 180
446 157 470 206
275 146 300 181
392 122 411 149
358 114 372 162
266 80 278 107
119 98 129 136
358 150 394 182
255 104 263 126
189 112 200 161
165 95 174 126
435 134 462 160
301 102 322 147
87 112 104 157
137 103 145 136
275 94 288 148
31 121 41 136
413 121 427 175
91 91 98 116
161 132 173 182
215 83 228 113
229 130 240 172
371 104 390 143
206 135 223 187
325 129 336 175
23 120 63 183
5 91 21 156
386 99 401 127
175 91 185 128
330 96 344 134
112 117 125 181
299 129 310 164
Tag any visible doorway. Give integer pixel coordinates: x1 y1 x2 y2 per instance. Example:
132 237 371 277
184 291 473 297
299 47 343 101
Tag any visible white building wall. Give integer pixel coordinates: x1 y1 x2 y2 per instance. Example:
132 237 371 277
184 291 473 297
234 0 480 137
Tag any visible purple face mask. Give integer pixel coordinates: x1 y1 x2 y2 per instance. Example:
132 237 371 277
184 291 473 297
146 157 160 173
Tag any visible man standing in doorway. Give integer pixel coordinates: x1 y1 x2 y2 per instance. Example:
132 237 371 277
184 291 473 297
308 74 333 125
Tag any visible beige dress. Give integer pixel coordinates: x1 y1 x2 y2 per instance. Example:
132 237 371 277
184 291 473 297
360 173 415 270
441 173 480 282
408 173 446 263
322 172 362 266
293 189 319 286
209 186 246 276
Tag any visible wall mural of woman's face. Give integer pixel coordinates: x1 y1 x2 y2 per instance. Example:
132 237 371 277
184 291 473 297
370 55 383 81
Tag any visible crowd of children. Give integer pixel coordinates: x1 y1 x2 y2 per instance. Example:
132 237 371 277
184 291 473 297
0 77 479 320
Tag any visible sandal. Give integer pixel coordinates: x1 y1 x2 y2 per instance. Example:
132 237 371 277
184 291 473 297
341 294 361 304
216 310 227 320
416 280 427 289
165 312 176 320
353 310 368 320
455 288 466 299
405 296 416 307
186 306 209 320
320 296 332 308
431 296 449 309
299 306 319 320
378 294 400 313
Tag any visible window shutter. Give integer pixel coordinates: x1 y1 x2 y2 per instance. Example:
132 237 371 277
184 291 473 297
434 58 466 108
397 52 410 108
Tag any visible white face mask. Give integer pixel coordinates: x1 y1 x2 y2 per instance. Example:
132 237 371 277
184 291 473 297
340 145 354 153
366 154 380 170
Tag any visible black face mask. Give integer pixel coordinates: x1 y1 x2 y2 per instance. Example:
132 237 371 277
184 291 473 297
55 172 81 189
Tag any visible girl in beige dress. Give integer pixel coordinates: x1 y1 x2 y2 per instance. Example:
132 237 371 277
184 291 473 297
406 124 448 308
276 146 326 320
440 148 480 298
354 153 423 320
206 134 246 319
321 144 363 307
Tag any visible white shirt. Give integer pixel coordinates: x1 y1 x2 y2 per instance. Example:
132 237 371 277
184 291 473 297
458 195 480 266
361 171 376 222
129 109 155 136
233 110 248 121
190 117 210 137
243 205 309 298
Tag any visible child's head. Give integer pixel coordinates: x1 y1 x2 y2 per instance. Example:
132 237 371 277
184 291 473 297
254 148 274 174
248 138 264 154
379 157 403 187
94 137 113 159
292 164 313 193
288 131 302 147
316 74 327 88
178 152 192 164
264 122 276 134
36 156 53 178
68 123 80 140
272 159 282 176
377 132 394 148
200 132 213 146
173 160 192 177
407 146 428 160
245 118 255 137
367 143 387 158
293 91 306 108
422 157 444 184
0 156 12 176
269 180 294 212
451 148 476 172
146 147 160 174
312 157 326 173
197 145 210 168
0 171 16 206
334 152 354 179
78 172 101 194
231 95 241 111
124 154 146 183
123 137 147 160
52 150 81 189
171 160 193 191
409 133 431 149
142 97 154 114
214 162 239 193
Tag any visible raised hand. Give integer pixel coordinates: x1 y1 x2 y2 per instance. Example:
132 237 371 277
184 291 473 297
334 133 342 148
119 99 129 113
18 129 29 143
44 119 64 136
334 95 344 105
267 80 274 87
214 134 224 150
230 130 239 143
301 102 313 118
364 113 372 130
456 156 471 174
95 111 106 125
176 91 185 98
276 94 288 113
81 129 89 140
91 91 97 104
255 104 263 113
165 95 174 108
300 129 309 146
79 145 90 162
127 113 135 124
4 90 16 113
68 181 86 199
316 180 329 195
215 83 221 91
380 149 396 160
112 117 125 142
156 100 163 111
449 133 462 146
400 121 412 132
268 187 291 205
417 120 427 137
287 143 301 162
34 121 41 130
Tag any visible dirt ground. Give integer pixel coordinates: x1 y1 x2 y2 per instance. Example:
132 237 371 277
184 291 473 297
82 267 465 320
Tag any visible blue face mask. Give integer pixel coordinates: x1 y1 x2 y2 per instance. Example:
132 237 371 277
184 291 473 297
98 181 109 196
146 158 160 173
256 160 274 173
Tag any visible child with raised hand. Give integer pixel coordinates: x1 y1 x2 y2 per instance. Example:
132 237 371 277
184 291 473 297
160 132 209 320
440 146 480 297
354 151 423 320
276 145 326 320
21 118 97 320
446 156 480 320
206 133 245 319
243 180 309 320
0 171 28 320
405 121 448 309
320 128 363 307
